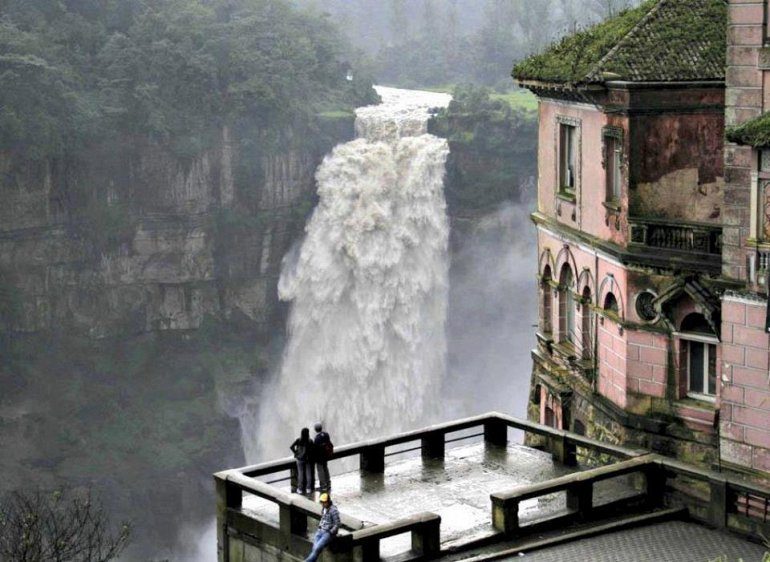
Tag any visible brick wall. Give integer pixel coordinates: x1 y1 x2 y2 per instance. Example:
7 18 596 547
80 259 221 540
720 295 770 473
724 0 764 281
598 316 628 408
626 330 668 398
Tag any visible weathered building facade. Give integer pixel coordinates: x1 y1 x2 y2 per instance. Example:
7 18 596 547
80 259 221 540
516 0 770 481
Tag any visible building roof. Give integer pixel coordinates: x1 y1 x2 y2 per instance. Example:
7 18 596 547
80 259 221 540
726 112 770 148
512 0 727 87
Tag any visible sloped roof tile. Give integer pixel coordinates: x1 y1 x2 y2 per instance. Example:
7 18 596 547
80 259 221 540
513 0 727 86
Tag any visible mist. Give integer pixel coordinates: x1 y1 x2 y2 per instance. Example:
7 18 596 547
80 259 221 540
444 197 538 420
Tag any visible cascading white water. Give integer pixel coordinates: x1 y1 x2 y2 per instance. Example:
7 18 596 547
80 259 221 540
249 87 452 461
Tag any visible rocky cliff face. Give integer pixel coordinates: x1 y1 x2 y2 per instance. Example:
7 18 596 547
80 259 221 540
0 117 356 560
0 119 355 337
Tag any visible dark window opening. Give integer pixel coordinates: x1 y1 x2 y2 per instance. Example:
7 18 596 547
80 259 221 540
559 124 576 193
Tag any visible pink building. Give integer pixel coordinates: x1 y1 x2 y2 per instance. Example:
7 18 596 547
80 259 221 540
515 0 770 481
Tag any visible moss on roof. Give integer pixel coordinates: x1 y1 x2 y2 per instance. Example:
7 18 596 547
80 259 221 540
726 113 770 148
513 0 727 86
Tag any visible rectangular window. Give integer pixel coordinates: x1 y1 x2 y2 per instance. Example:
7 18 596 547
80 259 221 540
559 124 576 193
606 136 622 201
687 341 716 397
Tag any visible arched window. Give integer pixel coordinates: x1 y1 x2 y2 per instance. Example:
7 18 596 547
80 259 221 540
542 266 553 334
559 265 575 344
581 286 592 359
603 292 619 314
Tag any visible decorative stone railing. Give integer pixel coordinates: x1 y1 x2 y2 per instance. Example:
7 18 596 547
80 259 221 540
215 412 643 562
491 453 770 542
215 412 770 562
629 218 722 255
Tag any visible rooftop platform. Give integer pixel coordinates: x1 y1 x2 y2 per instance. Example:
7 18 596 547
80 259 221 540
215 413 770 562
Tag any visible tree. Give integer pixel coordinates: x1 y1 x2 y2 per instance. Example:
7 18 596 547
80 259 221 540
0 489 131 562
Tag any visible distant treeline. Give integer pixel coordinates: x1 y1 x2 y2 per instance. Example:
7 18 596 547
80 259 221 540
0 0 376 161
294 0 643 89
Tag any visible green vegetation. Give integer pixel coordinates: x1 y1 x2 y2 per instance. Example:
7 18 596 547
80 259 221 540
490 90 538 113
513 0 726 84
0 324 270 558
513 0 655 83
0 0 376 162
429 85 537 213
726 112 770 148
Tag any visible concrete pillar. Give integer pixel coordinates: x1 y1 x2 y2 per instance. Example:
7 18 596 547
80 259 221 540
566 481 593 519
549 433 577 466
290 463 298 493
490 495 519 534
644 463 667 508
421 431 445 460
484 418 508 447
709 478 729 529
358 540 379 561
412 518 441 557
360 445 385 473
214 475 232 562
279 505 307 540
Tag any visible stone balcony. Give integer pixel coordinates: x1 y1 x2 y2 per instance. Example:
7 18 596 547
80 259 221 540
628 217 723 273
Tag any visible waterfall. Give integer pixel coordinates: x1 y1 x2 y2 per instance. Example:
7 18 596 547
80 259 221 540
249 87 452 461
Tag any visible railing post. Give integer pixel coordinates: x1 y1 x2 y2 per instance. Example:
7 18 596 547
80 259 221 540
359 539 380 561
550 432 577 466
566 481 593 519
412 517 441 558
484 418 508 447
290 463 298 493
360 445 385 473
215 474 239 562
421 430 445 460
279 504 307 540
644 462 666 508
491 494 519 535
709 477 728 529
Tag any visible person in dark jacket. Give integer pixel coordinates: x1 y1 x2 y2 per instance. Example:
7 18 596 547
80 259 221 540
290 427 314 494
313 422 332 492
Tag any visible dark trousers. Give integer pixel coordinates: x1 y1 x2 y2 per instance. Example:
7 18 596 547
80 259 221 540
317 461 331 491
296 459 313 493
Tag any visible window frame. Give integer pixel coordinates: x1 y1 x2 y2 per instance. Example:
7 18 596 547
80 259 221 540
556 116 581 200
559 123 577 195
603 126 624 204
676 332 718 402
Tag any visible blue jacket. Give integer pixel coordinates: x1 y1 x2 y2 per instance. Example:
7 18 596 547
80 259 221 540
318 504 340 534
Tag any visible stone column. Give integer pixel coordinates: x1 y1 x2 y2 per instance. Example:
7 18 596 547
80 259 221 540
360 445 385 473
421 431 445 460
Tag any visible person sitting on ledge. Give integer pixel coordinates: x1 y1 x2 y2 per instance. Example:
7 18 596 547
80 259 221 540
304 492 340 562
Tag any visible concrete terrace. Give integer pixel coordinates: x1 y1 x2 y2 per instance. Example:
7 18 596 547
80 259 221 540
215 413 770 562
241 441 637 556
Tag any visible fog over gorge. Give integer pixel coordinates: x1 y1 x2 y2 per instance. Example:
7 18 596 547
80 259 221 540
0 1 641 560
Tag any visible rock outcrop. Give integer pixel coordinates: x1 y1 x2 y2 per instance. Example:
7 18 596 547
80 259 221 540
0 119 355 337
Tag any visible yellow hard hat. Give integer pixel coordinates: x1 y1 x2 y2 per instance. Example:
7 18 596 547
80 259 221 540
319 493 330 503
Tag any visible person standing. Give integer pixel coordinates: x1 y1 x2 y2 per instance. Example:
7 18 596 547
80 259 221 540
313 422 333 492
304 493 340 562
290 427 314 494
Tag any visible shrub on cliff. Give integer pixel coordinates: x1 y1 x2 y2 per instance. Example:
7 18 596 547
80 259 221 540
429 85 537 214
